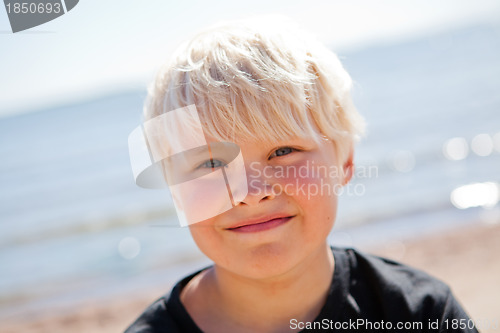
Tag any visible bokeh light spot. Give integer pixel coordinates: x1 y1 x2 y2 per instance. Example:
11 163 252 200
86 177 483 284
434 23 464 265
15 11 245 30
493 132 500 153
471 133 493 157
443 137 468 161
450 182 500 209
390 150 415 172
118 237 141 260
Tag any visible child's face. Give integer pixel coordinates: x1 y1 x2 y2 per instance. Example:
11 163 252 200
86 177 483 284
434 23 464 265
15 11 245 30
187 134 351 279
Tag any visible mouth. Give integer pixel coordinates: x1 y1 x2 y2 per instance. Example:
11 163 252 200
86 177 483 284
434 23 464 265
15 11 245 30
226 215 295 233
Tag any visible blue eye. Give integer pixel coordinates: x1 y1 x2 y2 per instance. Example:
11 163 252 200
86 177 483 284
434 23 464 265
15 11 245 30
271 147 295 158
198 159 226 169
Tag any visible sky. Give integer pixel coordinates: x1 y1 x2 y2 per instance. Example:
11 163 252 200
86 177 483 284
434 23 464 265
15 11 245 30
1 0 500 118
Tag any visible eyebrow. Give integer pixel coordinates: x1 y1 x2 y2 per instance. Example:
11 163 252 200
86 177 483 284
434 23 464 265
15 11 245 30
267 137 315 148
190 146 211 157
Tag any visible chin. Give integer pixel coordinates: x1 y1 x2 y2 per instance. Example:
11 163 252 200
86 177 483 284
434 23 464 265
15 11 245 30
228 242 304 279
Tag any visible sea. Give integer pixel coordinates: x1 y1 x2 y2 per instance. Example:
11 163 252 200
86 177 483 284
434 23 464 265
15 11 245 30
1 23 499 319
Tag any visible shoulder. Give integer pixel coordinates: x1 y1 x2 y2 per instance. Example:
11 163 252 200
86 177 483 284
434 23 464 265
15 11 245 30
124 268 207 333
341 246 451 295
124 295 180 333
332 247 469 322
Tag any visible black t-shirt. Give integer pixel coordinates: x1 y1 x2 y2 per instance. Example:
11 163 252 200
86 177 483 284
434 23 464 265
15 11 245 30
124 247 478 332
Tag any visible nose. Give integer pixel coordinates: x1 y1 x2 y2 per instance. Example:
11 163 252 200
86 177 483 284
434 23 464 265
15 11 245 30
234 162 276 206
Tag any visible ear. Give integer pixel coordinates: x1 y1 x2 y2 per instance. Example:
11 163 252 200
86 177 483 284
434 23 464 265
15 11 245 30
341 146 354 186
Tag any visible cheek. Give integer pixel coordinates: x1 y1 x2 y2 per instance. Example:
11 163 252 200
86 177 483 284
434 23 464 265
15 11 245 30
274 159 341 201
188 220 232 267
172 175 234 225
273 160 340 229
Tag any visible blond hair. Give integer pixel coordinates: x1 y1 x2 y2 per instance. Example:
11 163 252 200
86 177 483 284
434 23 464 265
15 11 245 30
144 16 365 165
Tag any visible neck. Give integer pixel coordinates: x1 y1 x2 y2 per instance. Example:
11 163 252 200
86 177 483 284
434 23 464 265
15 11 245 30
183 243 334 332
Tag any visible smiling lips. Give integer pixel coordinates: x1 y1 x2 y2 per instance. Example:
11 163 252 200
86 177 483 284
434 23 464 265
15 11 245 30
226 215 295 233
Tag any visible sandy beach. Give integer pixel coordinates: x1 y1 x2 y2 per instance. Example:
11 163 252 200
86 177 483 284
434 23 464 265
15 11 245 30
2 221 499 333
367 222 500 333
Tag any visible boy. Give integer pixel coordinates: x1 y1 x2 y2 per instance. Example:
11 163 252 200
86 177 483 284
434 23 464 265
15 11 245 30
126 17 477 332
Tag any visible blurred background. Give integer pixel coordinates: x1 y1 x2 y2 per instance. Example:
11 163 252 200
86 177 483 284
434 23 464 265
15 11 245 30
1 1 499 332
